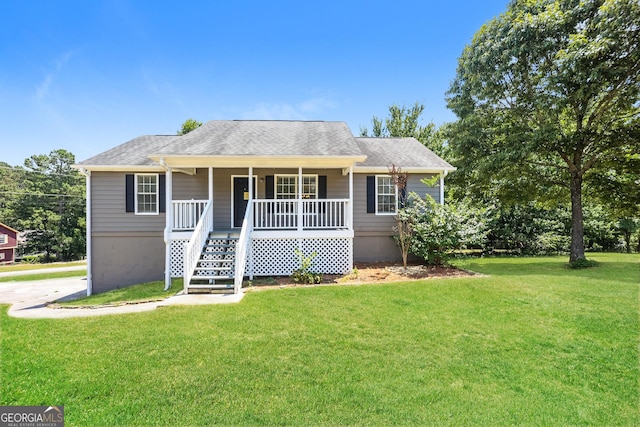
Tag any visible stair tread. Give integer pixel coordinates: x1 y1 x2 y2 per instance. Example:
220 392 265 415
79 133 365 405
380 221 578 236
195 267 234 271
187 284 234 289
191 275 233 280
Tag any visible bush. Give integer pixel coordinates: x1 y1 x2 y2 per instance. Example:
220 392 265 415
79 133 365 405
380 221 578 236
291 249 323 284
402 193 488 265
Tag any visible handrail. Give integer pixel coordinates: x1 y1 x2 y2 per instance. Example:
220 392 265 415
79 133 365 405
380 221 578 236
234 199 253 294
183 200 213 292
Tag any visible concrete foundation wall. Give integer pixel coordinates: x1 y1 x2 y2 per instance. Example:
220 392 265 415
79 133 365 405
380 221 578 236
91 233 165 294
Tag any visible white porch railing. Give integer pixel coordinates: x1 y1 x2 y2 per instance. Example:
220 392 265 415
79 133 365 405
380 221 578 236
172 200 208 231
183 200 213 291
252 199 349 230
234 199 253 293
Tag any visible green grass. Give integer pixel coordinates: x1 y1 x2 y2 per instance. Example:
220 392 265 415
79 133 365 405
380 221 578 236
1 253 637 426
0 261 86 273
56 279 182 307
0 270 87 283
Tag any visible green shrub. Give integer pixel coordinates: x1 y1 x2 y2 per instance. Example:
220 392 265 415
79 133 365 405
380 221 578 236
291 249 323 284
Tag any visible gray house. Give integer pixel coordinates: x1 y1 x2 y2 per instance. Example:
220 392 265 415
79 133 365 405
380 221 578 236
75 120 454 295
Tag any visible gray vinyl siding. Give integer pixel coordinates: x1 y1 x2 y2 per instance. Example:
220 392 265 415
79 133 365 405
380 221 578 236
91 172 165 233
352 173 440 262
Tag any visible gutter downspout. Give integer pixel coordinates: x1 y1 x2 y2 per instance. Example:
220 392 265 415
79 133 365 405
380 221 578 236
79 168 92 296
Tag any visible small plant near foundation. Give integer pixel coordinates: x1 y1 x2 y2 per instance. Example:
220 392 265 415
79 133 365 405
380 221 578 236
291 248 323 284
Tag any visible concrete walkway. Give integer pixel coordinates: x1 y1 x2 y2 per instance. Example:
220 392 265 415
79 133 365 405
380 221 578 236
0 264 86 278
0 274 244 319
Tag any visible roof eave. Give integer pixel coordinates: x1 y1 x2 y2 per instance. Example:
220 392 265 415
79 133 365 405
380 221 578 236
71 164 165 172
148 155 368 169
353 166 457 174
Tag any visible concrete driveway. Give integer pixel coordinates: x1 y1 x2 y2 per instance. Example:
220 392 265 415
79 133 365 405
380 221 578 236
0 274 244 319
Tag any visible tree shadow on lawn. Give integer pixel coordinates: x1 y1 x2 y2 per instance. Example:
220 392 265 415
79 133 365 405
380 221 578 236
462 256 639 285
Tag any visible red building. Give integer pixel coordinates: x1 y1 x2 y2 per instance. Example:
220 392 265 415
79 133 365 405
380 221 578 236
0 222 18 264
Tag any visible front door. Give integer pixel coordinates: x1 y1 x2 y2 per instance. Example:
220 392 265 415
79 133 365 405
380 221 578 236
233 177 256 228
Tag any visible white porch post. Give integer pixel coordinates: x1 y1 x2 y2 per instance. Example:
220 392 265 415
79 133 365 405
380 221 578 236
248 166 253 200
348 165 353 230
164 166 173 290
439 172 445 206
208 166 214 226
297 166 303 231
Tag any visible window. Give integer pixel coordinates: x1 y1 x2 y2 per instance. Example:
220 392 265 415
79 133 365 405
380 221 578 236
275 175 317 199
0 234 6 244
136 174 159 214
376 175 397 214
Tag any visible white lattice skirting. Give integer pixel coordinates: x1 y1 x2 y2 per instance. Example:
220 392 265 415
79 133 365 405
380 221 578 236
170 239 189 277
249 237 352 276
171 237 353 278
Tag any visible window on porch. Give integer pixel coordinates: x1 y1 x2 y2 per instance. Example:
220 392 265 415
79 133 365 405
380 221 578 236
276 175 317 199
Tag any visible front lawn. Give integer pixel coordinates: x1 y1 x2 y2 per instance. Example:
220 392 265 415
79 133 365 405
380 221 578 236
0 253 637 425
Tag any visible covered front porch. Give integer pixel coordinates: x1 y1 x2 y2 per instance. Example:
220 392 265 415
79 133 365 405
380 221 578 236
161 163 357 293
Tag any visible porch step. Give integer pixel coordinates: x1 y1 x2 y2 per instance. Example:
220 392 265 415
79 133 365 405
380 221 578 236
186 231 240 294
191 275 234 281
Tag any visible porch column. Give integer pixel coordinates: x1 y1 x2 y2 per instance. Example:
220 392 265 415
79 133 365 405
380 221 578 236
208 167 214 226
439 173 445 206
348 165 353 230
248 166 253 200
164 167 173 290
298 166 303 231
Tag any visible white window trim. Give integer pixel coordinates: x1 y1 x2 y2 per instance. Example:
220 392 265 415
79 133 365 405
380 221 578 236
275 174 318 199
0 234 6 244
375 175 398 215
135 173 159 215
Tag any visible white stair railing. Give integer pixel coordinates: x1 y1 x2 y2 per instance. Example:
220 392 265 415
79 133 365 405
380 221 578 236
183 200 213 291
234 199 253 294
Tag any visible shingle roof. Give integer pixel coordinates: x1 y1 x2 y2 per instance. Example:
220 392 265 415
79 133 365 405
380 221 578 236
354 137 455 171
77 121 454 172
154 120 361 157
78 134 178 166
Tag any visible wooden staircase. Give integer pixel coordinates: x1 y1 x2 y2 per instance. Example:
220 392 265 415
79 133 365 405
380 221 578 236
186 231 239 293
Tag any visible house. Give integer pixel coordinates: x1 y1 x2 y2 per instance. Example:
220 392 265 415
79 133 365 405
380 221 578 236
0 222 18 264
74 120 454 295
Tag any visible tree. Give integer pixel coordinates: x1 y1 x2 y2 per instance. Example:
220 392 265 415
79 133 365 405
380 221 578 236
388 165 412 269
446 0 640 263
14 150 85 261
177 118 202 135
361 102 444 153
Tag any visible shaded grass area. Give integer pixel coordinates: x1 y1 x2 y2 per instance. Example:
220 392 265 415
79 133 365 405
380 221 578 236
0 270 87 283
1 253 638 425
56 279 182 307
0 261 86 273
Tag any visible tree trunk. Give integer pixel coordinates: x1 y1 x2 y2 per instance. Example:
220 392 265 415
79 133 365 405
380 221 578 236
569 171 586 262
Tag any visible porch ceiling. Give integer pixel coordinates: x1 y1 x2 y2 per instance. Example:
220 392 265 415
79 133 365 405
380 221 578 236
149 155 366 169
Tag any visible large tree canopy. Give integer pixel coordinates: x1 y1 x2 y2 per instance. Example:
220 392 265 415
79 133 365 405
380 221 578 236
360 102 444 153
446 0 640 262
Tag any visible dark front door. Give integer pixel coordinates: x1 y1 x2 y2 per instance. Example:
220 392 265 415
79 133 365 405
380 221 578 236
233 177 256 228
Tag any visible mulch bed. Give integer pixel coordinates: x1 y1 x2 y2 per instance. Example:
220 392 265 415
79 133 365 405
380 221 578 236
247 262 474 290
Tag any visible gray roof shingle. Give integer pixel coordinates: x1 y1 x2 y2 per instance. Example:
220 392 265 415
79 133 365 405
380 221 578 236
77 121 453 172
354 137 454 171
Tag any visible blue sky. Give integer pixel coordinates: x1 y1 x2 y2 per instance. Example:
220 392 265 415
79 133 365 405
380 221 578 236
1 0 508 167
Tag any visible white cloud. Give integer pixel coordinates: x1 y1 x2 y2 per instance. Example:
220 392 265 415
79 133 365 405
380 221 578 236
241 96 338 121
34 50 74 102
